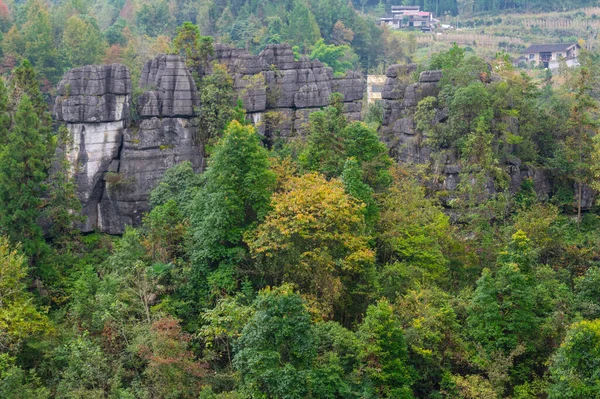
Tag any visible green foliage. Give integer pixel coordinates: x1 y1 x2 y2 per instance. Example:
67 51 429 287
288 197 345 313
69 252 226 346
358 299 415 398
377 173 455 286
149 161 201 209
246 172 374 317
309 39 358 74
172 22 214 70
234 285 316 399
342 157 378 229
189 121 275 301
62 15 107 67
53 334 113 398
0 237 51 354
135 0 175 37
0 94 50 258
299 95 392 192
197 63 238 148
0 354 49 399
44 125 83 247
467 263 537 356
548 320 600 398
286 0 321 52
5 11 600 397
18 0 59 82
298 94 348 177
395 286 465 397
574 266 600 319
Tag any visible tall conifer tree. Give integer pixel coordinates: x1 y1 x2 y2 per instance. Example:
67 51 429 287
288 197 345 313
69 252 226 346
0 95 48 257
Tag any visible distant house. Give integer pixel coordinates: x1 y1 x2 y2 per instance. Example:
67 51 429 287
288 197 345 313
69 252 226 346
379 6 434 32
523 43 580 69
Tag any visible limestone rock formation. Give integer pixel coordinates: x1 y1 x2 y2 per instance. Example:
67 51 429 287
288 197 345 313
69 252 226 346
380 64 441 165
379 64 552 200
209 44 365 139
54 56 203 234
137 54 200 117
54 45 366 234
54 64 131 232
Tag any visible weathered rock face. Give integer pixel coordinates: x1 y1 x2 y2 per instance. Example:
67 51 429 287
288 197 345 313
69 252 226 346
54 56 204 234
54 64 131 232
54 45 366 234
138 54 200 117
379 64 553 200
380 65 442 165
55 64 131 123
210 44 365 140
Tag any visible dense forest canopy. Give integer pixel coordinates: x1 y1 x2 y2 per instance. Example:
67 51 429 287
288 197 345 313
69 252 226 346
1 0 596 90
3 0 600 397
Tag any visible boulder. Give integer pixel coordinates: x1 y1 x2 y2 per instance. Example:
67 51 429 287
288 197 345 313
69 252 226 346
419 70 442 83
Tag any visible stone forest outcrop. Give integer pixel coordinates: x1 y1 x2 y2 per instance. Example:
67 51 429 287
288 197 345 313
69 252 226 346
53 44 366 234
378 63 553 202
54 44 583 235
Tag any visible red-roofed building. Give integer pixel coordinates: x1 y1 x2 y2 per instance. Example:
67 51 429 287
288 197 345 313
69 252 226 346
379 6 435 32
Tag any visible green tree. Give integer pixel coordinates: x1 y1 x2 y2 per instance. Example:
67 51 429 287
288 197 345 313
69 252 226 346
62 15 107 67
135 0 175 37
20 0 58 82
298 94 348 178
467 264 537 356
574 266 600 319
44 125 83 248
548 319 600 399
342 121 392 191
299 98 391 191
341 157 378 229
0 77 9 146
9 60 54 158
53 334 113 398
0 237 51 354
233 285 316 399
358 299 415 398
0 354 49 399
286 0 321 52
149 161 201 209
246 172 374 318
309 39 358 75
172 22 214 71
10 59 52 125
395 285 465 398
189 121 275 301
197 63 237 151
199 296 254 369
0 95 49 257
377 173 455 286
143 200 188 263
563 53 599 225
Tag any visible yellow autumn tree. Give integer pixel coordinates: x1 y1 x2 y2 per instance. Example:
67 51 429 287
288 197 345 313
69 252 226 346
245 172 374 318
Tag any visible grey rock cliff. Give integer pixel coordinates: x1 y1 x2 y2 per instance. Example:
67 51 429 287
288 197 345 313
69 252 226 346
379 64 553 201
100 54 203 234
53 64 131 232
54 45 366 234
210 44 365 140
54 56 203 234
